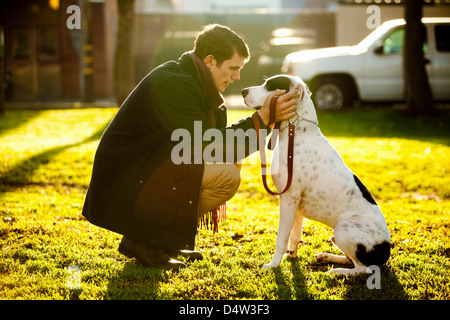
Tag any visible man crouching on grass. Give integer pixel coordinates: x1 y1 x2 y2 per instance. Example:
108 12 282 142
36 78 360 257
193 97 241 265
82 24 297 270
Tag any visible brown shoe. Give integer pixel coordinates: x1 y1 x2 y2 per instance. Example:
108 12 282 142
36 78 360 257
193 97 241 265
118 236 186 271
164 248 204 262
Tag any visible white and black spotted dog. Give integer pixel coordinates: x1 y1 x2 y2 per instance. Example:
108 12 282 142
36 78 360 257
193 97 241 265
242 75 391 275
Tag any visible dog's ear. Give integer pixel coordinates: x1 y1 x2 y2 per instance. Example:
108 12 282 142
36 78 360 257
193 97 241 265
293 82 306 102
292 79 311 102
305 84 312 97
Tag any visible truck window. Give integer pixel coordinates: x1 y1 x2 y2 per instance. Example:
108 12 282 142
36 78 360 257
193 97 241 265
435 25 450 52
382 28 404 54
381 26 428 55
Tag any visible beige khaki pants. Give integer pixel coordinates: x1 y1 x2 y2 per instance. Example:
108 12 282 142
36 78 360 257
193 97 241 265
198 163 241 217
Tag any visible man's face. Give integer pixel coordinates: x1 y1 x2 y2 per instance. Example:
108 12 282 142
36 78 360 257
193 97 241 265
205 52 247 93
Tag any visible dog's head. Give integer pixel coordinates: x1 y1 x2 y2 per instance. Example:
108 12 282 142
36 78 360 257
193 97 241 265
241 75 310 110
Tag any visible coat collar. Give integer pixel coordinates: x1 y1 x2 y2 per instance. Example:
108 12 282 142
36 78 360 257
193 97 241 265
179 51 225 111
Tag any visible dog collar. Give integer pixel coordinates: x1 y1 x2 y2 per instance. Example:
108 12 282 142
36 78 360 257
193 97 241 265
281 113 318 132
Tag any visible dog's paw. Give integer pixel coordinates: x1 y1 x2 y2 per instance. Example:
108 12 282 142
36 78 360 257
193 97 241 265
262 262 279 269
326 268 338 275
326 267 358 276
286 250 297 259
314 253 331 263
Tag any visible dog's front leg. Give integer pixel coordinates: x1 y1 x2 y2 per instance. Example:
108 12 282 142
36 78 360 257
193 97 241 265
263 195 300 268
287 209 304 258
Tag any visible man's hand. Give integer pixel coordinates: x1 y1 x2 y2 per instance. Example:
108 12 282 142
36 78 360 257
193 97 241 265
257 89 297 126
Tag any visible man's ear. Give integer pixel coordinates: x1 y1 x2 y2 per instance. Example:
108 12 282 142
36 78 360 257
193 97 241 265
203 55 216 68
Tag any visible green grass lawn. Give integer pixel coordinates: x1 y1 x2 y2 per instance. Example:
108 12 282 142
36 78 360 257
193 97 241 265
0 107 449 300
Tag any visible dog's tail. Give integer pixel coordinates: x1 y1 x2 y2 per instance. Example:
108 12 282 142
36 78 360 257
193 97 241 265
355 241 390 266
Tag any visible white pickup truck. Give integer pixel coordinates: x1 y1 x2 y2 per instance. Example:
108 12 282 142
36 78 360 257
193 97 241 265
282 18 450 110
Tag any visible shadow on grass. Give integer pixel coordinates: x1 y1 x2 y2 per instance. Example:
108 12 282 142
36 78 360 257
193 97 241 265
341 265 408 300
271 258 310 300
0 122 109 194
271 258 407 300
0 110 44 137
311 261 408 300
318 109 450 145
105 261 165 300
289 258 309 299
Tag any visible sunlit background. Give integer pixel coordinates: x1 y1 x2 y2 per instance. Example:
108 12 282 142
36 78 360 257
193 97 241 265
0 0 449 103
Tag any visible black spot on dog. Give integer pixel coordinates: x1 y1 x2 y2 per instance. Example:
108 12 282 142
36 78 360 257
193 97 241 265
355 241 390 266
265 76 292 92
353 175 377 205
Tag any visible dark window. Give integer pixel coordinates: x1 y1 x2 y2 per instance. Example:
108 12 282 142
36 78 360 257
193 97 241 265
435 25 450 52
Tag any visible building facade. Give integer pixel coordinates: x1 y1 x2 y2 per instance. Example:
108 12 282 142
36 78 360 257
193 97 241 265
0 0 113 102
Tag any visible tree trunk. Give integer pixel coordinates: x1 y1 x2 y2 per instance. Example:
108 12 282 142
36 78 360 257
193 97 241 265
0 26 5 117
114 0 135 105
403 0 435 116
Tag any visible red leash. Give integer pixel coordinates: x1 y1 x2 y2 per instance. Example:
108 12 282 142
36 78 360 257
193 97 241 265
252 96 295 196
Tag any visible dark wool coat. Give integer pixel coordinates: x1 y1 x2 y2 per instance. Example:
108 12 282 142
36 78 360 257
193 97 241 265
82 53 265 250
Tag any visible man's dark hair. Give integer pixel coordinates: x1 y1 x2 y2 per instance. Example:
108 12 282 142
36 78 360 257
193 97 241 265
194 24 250 66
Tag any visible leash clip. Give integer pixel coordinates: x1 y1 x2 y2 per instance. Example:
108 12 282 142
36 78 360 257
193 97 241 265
289 116 297 126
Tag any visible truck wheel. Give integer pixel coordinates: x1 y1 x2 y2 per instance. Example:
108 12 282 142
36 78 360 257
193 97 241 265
313 78 355 111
